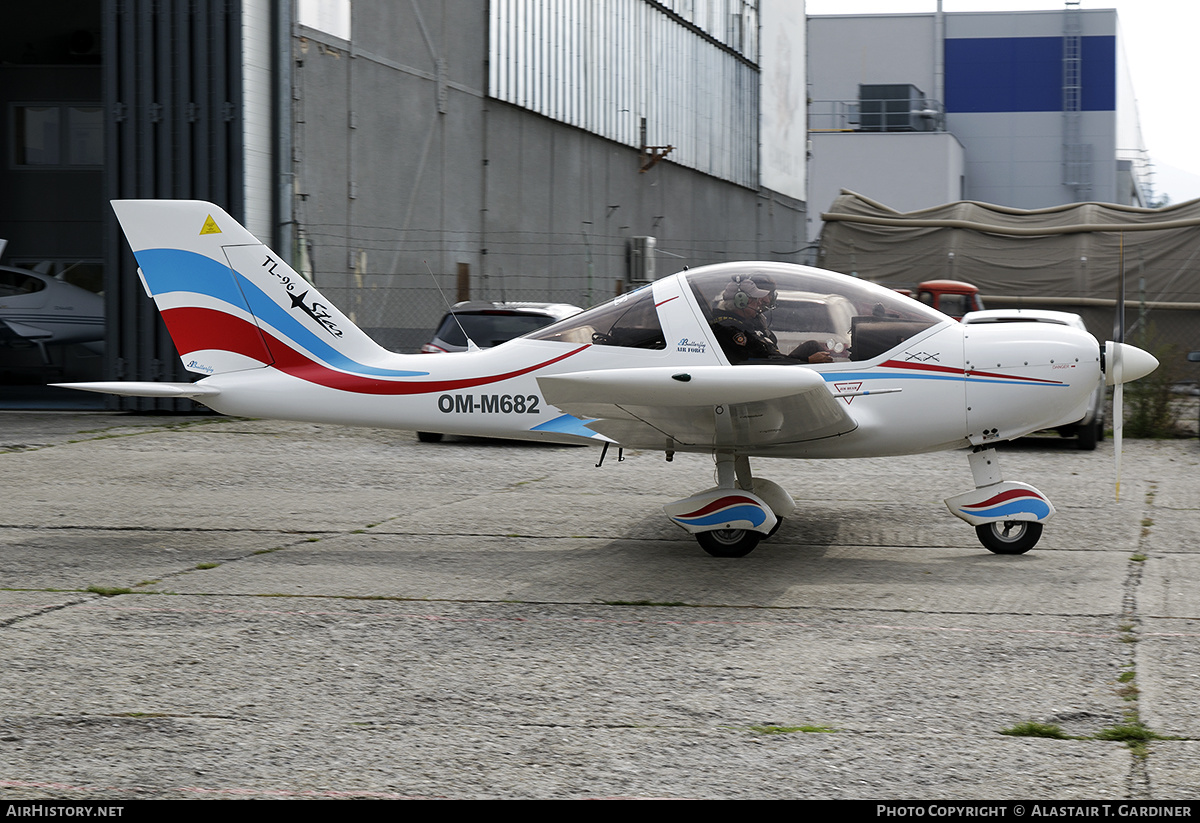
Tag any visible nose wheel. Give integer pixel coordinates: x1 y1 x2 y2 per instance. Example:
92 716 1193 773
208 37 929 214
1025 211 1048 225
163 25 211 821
947 449 1053 555
697 528 762 558
975 520 1042 555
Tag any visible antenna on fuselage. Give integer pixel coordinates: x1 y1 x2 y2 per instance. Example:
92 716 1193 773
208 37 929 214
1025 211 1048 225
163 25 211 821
425 259 479 352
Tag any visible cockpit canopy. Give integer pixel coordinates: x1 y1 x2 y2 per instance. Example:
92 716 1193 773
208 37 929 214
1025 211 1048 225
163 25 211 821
687 264 946 363
528 262 947 362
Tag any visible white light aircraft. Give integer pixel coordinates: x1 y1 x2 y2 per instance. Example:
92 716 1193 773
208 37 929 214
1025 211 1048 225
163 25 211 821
0 241 105 363
59 200 1158 557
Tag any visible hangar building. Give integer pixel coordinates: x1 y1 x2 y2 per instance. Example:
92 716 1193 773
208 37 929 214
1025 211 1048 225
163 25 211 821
1 0 807 408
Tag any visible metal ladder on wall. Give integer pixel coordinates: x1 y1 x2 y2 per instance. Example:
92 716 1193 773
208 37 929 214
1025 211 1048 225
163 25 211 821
1062 0 1093 200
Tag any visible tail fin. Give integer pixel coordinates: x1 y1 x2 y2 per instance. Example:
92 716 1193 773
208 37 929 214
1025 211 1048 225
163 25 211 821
112 200 387 377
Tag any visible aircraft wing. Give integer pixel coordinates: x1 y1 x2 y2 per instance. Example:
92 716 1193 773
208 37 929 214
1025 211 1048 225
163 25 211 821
537 365 856 449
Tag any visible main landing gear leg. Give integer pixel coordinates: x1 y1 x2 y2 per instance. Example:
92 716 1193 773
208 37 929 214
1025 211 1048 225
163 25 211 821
663 453 795 558
693 454 761 557
944 447 1055 555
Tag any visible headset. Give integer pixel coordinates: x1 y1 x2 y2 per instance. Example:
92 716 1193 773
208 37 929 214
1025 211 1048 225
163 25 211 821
728 274 777 311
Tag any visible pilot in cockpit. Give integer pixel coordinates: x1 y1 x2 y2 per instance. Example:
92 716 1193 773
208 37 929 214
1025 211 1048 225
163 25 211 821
710 273 834 365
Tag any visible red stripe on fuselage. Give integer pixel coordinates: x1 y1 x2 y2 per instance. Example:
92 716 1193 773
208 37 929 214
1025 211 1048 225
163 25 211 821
880 359 1064 385
266 332 591 395
162 307 590 395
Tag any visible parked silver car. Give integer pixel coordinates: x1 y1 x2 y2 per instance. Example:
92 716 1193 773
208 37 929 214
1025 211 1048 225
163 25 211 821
961 309 1105 450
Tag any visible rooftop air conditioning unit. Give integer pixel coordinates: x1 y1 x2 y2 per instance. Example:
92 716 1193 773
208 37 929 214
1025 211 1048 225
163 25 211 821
628 236 656 284
858 84 934 132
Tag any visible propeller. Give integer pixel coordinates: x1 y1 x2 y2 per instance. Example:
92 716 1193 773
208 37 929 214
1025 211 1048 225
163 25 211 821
1105 232 1158 500
1115 232 1125 500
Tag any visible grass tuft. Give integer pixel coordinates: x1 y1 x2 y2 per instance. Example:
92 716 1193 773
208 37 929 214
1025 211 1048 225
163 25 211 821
1000 721 1070 739
1095 722 1160 743
748 724 836 735
86 585 132 597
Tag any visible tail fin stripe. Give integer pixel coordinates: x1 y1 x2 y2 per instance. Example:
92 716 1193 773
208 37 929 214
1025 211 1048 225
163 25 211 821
154 305 593 395
136 248 253 308
160 307 274 364
138 248 429 379
230 266 425 376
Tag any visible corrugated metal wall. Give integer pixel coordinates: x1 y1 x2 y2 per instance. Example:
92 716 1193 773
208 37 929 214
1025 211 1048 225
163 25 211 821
102 0 245 410
488 0 760 189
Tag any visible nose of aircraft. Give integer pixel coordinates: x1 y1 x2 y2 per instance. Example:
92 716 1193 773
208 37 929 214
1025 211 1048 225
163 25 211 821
1104 341 1159 386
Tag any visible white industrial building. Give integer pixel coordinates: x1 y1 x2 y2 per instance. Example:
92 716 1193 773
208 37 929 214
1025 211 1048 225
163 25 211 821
806 5 1152 241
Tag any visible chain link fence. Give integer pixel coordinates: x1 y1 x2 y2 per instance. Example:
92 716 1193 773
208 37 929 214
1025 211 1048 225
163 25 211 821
299 225 754 354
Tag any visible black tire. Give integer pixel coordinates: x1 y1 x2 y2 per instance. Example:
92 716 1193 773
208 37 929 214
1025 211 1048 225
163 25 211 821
697 528 761 558
1076 420 1098 451
976 520 1042 555
767 517 783 538
416 431 444 443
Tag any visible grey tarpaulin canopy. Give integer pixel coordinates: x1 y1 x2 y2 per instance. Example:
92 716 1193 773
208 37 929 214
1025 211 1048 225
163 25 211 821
818 191 1200 306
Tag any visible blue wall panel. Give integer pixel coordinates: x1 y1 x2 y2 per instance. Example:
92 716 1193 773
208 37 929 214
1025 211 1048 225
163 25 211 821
944 35 1115 113
1080 36 1117 111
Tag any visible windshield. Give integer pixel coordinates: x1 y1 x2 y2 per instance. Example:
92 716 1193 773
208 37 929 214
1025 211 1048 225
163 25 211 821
528 285 666 349
0 269 47 297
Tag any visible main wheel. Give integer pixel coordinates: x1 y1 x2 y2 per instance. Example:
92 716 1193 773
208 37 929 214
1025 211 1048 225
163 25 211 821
697 528 761 557
976 520 1042 555
416 431 444 443
1076 420 1098 451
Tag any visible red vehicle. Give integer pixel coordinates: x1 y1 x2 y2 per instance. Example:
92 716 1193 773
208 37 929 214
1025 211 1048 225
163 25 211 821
913 280 983 320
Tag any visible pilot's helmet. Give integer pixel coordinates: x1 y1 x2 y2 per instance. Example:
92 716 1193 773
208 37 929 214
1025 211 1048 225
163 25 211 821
722 273 778 310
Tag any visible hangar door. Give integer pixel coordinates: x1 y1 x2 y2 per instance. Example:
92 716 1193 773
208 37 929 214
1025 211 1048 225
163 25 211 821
103 0 246 410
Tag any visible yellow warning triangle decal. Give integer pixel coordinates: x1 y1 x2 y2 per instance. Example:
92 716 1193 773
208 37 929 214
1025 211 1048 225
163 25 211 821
199 215 222 235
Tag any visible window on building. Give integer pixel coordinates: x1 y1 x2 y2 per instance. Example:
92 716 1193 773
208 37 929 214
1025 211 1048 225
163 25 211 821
12 105 103 168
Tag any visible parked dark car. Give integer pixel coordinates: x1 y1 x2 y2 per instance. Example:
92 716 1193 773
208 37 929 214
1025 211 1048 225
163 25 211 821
421 301 583 353
417 301 583 442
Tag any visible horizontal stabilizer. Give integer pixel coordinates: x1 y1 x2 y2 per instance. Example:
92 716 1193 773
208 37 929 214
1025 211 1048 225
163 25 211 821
52 381 221 398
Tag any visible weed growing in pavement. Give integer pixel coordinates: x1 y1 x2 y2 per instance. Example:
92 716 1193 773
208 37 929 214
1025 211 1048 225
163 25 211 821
1000 721 1071 739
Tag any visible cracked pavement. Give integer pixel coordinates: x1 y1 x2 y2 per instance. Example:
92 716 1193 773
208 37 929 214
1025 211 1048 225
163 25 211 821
1 412 1198 799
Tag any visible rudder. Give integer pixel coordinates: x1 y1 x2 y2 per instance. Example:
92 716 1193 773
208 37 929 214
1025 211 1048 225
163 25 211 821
112 200 390 378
